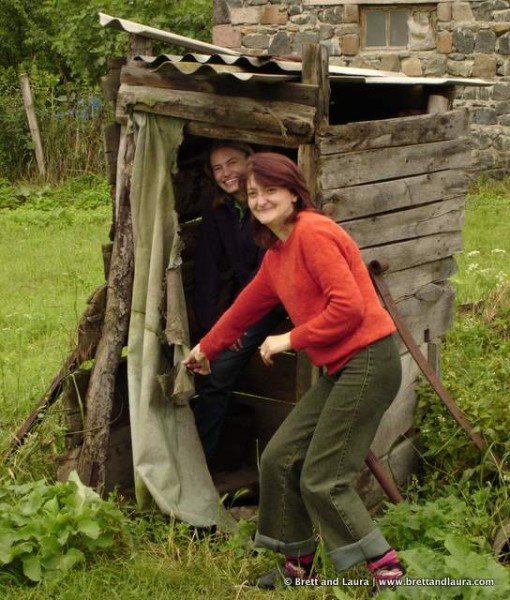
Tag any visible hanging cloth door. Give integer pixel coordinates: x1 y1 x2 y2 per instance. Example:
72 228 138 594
127 112 233 528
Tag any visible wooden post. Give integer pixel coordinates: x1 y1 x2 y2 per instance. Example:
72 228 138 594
77 145 134 490
427 338 442 378
76 33 154 491
301 43 330 129
128 34 153 58
427 87 453 114
19 73 46 178
295 44 329 400
76 39 146 491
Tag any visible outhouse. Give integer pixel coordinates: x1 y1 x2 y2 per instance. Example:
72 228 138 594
53 14 483 527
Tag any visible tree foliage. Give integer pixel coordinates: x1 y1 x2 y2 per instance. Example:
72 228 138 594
0 0 213 180
0 0 213 83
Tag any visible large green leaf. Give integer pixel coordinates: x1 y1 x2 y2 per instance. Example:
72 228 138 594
59 547 85 572
77 518 101 539
22 555 42 582
0 531 14 564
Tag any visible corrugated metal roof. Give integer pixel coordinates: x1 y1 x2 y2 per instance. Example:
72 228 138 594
99 12 240 56
136 52 395 78
137 53 301 82
136 54 489 87
153 65 296 83
101 13 490 87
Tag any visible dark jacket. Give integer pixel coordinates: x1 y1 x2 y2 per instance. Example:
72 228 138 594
194 197 265 336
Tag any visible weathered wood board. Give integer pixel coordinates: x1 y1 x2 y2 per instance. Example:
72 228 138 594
121 63 319 107
319 139 471 189
116 84 315 140
341 196 465 249
357 437 420 510
186 121 305 148
380 258 457 302
371 351 422 457
395 281 455 342
317 110 469 154
360 232 462 274
321 170 469 221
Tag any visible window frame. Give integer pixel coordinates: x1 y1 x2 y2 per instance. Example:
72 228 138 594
362 7 410 50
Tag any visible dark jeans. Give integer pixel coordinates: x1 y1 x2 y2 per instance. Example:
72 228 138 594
194 307 286 460
254 334 402 571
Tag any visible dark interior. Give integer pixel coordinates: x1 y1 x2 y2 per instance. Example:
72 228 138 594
174 133 300 496
328 82 429 124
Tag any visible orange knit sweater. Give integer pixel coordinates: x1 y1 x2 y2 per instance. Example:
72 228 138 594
200 211 396 375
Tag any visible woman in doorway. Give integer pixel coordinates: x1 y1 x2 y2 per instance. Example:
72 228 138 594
183 153 404 595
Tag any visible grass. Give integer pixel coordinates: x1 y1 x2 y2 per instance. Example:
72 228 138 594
0 176 110 453
453 177 510 305
1 175 510 599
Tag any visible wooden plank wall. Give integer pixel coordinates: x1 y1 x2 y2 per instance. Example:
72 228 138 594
316 109 470 506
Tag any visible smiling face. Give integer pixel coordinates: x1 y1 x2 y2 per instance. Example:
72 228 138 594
247 174 298 240
210 146 249 200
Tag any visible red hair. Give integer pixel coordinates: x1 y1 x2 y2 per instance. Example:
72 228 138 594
239 153 318 248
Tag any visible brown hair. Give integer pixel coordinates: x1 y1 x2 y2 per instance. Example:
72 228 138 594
205 140 254 207
239 152 318 248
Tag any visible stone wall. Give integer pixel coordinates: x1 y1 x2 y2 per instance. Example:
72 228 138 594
213 0 510 176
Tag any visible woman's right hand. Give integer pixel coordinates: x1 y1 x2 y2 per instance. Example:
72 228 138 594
182 344 211 375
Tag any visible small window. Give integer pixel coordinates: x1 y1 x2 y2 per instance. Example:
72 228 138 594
364 8 409 48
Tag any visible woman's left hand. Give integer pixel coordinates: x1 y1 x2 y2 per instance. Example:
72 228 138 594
259 332 292 367
182 344 211 375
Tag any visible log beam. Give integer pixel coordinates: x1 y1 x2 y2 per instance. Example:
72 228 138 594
77 134 135 492
116 84 315 141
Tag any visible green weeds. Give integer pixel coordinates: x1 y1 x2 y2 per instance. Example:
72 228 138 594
376 495 510 599
0 68 108 182
0 473 128 583
397 178 510 598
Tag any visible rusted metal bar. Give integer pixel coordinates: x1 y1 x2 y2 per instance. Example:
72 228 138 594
365 450 404 504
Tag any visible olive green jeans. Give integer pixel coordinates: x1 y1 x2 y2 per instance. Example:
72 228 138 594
254 334 402 572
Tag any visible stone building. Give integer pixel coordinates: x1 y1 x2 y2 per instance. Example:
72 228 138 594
213 0 510 175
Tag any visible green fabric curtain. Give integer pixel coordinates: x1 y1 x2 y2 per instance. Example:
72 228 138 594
127 112 233 528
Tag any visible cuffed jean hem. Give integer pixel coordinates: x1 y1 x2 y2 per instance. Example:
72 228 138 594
327 527 390 572
254 532 316 556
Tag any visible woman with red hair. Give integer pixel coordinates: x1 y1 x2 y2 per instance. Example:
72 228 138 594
184 153 404 595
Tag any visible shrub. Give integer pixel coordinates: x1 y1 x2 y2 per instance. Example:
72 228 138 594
0 66 109 182
0 68 33 181
0 472 129 583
